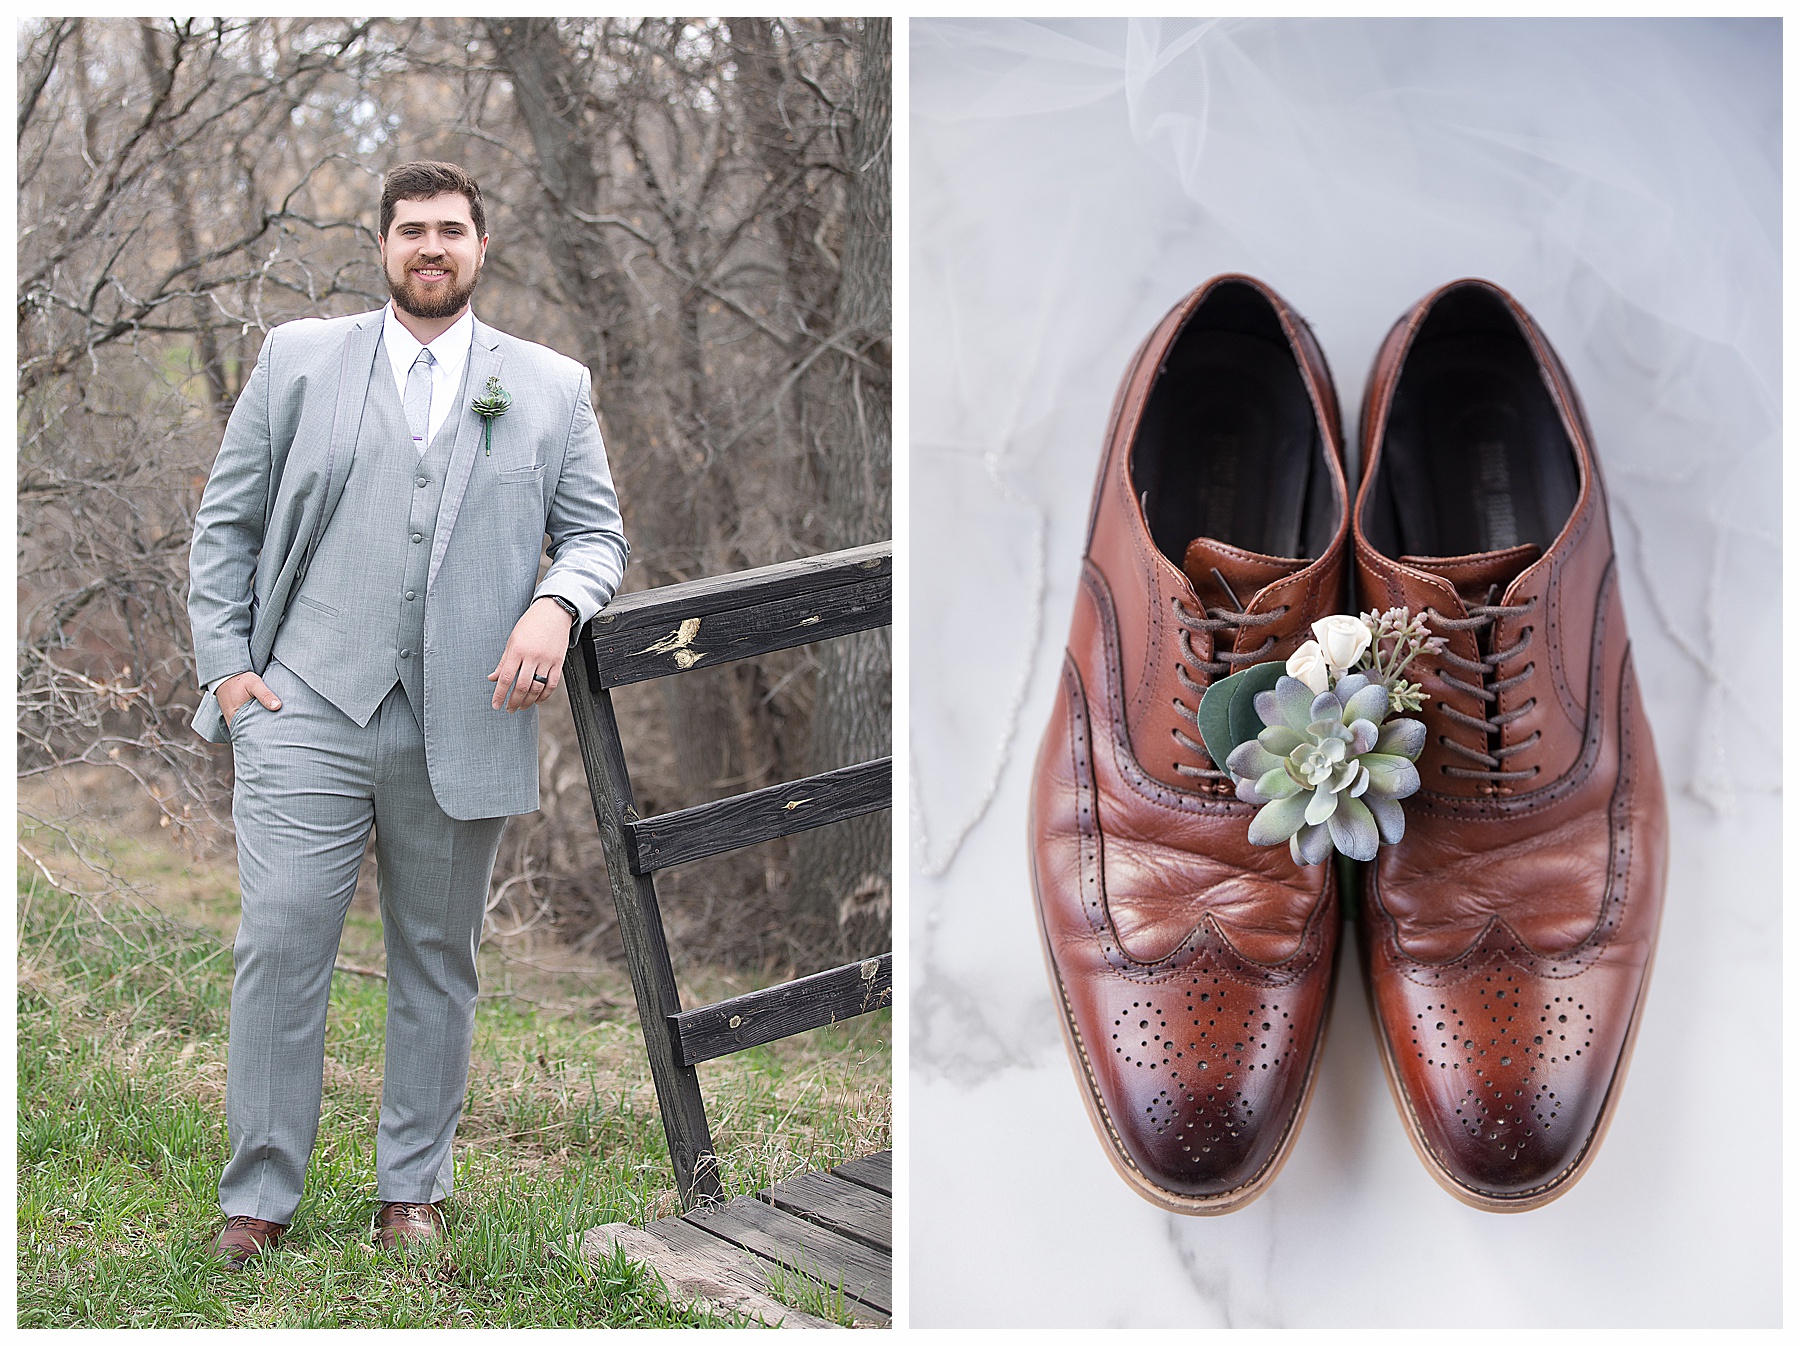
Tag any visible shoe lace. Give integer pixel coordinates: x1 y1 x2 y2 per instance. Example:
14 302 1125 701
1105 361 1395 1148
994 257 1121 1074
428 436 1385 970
225 1215 262 1230
1425 589 1539 786
1169 568 1287 782
386 1202 436 1221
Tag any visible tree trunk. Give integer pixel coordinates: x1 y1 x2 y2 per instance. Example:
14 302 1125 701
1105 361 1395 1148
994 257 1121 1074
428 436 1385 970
489 17 755 809
789 18 892 959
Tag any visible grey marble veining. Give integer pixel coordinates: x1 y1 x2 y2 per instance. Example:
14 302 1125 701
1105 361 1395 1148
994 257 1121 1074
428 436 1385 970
908 17 1779 1328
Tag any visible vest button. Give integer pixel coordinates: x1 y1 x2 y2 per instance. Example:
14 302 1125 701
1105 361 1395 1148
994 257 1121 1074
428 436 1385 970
417 477 428 488
412 533 423 543
399 649 411 659
405 591 416 601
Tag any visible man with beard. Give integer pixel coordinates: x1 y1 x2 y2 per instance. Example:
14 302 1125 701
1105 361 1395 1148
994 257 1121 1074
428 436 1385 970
188 161 627 1265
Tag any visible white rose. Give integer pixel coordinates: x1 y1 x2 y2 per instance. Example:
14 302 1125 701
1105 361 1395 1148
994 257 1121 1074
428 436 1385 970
1285 640 1331 695
1311 614 1372 675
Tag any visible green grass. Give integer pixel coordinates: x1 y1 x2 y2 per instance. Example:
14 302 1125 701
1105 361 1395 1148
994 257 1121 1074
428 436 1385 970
17 869 890 1328
761 1258 859 1328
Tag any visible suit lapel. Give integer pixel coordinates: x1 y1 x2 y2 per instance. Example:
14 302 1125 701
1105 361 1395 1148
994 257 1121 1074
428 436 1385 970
428 315 504 590
298 311 382 582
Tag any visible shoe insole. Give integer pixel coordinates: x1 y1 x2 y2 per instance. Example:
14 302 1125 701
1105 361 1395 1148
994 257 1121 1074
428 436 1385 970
1133 329 1327 565
1368 330 1580 561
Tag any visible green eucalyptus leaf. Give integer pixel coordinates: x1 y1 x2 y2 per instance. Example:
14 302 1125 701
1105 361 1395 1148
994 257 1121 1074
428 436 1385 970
1196 660 1286 771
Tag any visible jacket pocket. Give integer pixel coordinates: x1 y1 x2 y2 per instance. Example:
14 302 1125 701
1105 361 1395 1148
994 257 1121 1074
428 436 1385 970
295 593 340 617
496 462 545 484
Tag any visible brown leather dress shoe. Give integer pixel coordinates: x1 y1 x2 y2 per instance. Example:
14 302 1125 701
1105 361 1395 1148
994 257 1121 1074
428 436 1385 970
212 1214 285 1269
1029 275 1350 1213
374 1200 447 1251
1353 279 1667 1211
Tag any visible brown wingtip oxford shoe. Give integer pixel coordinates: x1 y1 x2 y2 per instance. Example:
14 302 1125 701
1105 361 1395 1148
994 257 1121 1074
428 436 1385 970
1029 275 1350 1213
374 1200 447 1252
1352 278 1668 1212
212 1214 285 1269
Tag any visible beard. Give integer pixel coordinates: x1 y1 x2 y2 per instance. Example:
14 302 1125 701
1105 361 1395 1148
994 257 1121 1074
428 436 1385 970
387 256 481 320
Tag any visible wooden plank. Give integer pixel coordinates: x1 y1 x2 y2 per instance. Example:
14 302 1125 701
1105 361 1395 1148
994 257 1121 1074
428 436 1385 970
655 1209 892 1324
651 1217 889 1326
583 543 890 691
683 1196 891 1316
583 1219 837 1328
760 1170 890 1251
832 1151 891 1197
562 658 724 1209
627 758 891 874
672 954 893 1067
587 573 890 689
588 541 891 639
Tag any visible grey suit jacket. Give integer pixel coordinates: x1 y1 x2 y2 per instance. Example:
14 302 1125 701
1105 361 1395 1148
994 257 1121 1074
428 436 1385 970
188 308 629 818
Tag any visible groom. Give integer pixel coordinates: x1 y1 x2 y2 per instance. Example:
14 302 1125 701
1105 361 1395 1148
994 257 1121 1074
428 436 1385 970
188 161 628 1265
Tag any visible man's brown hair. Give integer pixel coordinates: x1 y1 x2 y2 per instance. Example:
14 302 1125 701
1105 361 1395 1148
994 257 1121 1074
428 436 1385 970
380 160 486 239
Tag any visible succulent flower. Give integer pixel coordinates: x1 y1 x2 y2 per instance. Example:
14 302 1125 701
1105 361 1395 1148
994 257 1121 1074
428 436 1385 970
470 374 512 457
1225 672 1426 866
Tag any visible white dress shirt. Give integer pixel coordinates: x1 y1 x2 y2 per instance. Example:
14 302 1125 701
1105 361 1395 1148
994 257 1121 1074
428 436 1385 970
382 303 475 449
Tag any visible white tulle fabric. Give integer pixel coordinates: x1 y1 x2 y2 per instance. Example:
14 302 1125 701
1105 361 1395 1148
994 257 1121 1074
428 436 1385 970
910 18 1777 1327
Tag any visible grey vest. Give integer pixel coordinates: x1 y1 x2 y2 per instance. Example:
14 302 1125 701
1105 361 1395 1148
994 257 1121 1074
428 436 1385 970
272 338 471 726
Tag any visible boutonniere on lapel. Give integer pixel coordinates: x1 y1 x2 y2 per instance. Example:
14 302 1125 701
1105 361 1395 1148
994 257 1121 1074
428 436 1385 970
470 375 512 456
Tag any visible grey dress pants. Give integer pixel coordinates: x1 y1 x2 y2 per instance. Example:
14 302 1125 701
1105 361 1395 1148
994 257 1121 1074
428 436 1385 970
218 658 506 1223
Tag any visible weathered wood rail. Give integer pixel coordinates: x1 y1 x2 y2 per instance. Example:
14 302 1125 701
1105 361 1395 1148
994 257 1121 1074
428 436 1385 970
562 541 894 1211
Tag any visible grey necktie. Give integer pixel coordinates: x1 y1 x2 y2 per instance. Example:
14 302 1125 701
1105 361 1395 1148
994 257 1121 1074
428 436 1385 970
405 347 435 450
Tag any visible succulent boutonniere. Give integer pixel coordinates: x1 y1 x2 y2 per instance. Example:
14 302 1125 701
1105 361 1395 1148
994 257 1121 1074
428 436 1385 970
470 375 512 456
1196 609 1445 866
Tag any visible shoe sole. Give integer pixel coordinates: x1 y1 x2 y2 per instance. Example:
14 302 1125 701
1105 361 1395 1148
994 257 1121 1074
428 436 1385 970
1355 853 1664 1213
1028 829 1338 1216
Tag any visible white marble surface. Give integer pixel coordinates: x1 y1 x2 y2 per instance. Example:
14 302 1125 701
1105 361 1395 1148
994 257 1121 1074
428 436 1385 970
907 18 1780 1327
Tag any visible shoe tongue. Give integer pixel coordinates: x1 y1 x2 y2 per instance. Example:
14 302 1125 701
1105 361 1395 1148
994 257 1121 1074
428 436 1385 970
1400 543 1541 609
1182 536 1307 613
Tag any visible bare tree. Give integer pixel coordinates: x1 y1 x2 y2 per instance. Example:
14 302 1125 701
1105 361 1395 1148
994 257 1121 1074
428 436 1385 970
17 17 891 969
787 17 892 956
19 19 385 840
